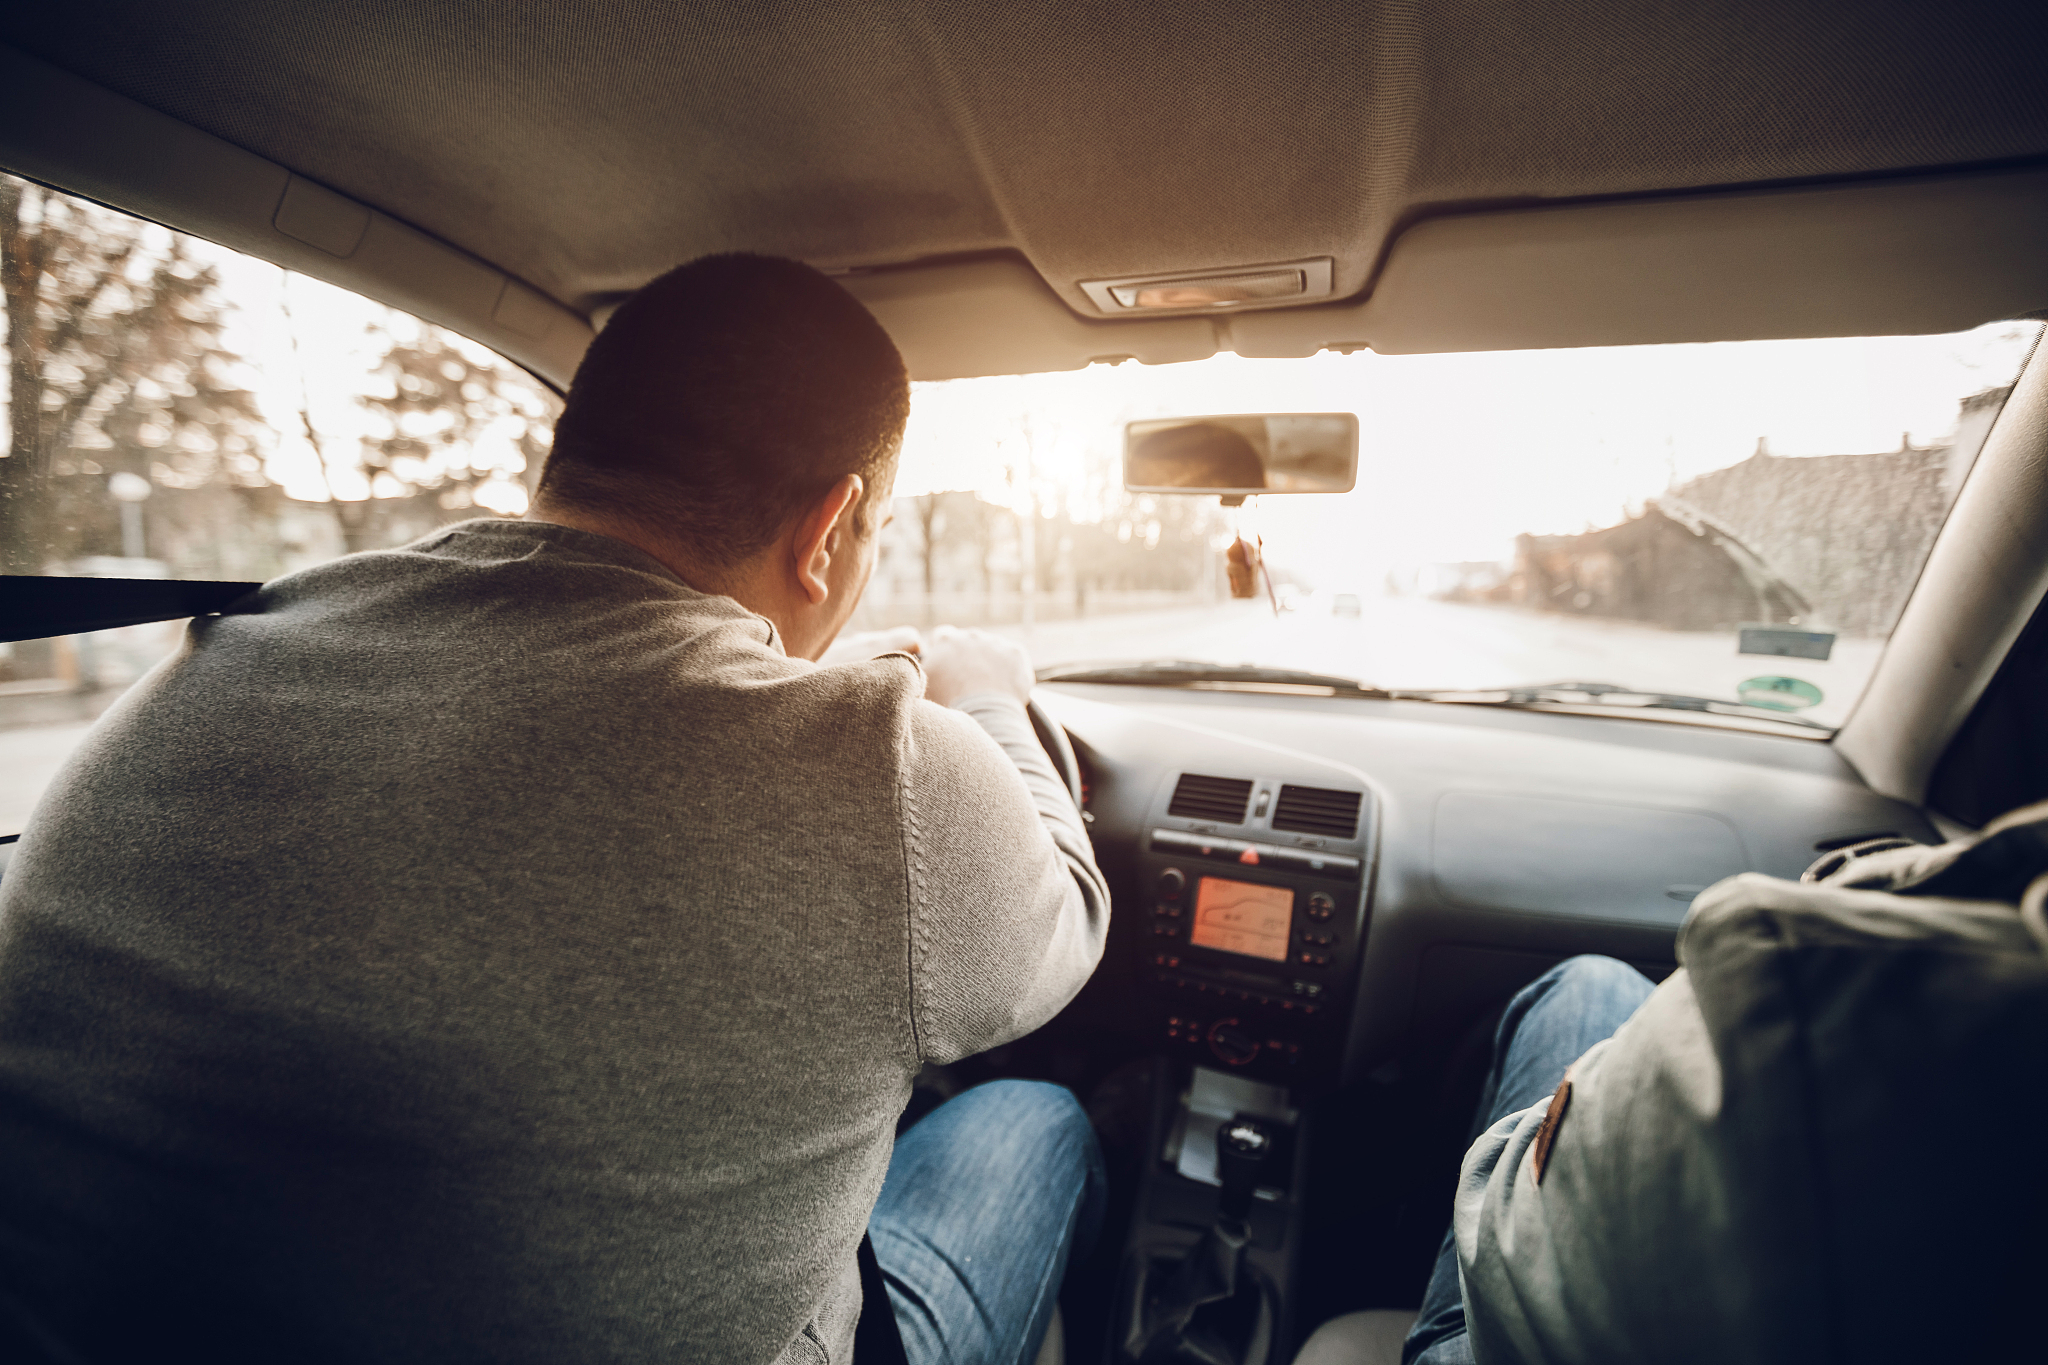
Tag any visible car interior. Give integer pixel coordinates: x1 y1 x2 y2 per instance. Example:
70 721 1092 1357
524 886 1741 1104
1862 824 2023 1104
3 4 2046 1362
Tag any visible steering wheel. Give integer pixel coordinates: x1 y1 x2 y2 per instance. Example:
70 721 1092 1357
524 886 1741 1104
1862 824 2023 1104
1027 696 1085 813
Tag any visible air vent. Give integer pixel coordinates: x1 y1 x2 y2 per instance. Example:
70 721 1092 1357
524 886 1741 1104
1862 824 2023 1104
1271 785 1362 838
1167 773 1254 824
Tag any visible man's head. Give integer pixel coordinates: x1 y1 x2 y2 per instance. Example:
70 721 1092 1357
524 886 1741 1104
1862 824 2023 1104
532 253 910 658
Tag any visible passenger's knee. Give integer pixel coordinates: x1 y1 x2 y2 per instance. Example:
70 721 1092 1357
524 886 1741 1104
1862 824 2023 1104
1512 954 1651 1018
1540 953 1656 1015
1551 954 1641 989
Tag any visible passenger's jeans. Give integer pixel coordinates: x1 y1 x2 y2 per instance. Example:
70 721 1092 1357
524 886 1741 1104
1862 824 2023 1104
872 1078 1107 1365
1401 955 1656 1365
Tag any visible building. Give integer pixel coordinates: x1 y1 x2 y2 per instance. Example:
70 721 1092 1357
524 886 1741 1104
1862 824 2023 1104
1507 388 2008 636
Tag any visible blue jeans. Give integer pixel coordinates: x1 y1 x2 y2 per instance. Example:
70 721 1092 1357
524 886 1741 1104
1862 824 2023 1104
871 1079 1107 1365
1402 956 1655 1365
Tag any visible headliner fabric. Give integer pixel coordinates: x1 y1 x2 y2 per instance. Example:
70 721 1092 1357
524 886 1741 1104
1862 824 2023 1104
6 1 2047 320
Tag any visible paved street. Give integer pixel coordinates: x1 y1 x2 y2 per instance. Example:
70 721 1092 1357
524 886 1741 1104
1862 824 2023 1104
0 596 1876 838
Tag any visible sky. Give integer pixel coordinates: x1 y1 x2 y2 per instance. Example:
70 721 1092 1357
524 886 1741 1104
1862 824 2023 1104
891 320 2042 590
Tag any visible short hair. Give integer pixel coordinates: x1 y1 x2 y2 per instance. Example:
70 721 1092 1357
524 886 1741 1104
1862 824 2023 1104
537 253 910 566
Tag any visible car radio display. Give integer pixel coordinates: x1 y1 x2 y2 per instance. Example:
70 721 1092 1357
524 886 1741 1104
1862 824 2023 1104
1189 876 1294 962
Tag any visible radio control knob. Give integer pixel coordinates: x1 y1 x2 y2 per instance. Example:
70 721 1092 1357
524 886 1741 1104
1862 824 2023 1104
1157 868 1188 901
1306 892 1335 922
1207 1018 1261 1067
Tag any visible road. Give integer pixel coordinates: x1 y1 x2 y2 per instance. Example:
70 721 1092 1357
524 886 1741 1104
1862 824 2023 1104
0 596 1875 838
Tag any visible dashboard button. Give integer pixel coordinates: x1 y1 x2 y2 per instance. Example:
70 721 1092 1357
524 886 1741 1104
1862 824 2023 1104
1156 867 1187 900
1305 893 1335 922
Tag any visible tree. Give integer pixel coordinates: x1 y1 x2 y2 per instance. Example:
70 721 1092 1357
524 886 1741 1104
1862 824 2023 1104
1 174 268 573
357 314 556 515
289 300 560 556
970 495 1003 597
912 491 946 599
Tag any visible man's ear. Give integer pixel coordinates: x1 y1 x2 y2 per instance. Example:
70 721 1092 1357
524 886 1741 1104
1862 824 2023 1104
793 474 865 605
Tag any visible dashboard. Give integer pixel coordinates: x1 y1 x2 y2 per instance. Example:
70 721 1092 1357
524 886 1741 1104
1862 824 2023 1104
1037 682 1937 1089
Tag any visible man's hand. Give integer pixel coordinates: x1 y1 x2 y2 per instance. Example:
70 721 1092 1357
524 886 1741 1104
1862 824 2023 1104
816 625 922 667
920 625 1034 708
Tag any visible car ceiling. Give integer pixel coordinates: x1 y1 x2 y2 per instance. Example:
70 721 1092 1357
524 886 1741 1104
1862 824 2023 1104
11 0 2048 317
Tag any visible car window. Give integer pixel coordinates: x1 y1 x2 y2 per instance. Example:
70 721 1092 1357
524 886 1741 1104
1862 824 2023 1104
1 173 561 838
859 322 2041 731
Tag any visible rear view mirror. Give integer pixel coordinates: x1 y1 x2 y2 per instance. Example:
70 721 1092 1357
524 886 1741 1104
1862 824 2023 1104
1123 413 1358 496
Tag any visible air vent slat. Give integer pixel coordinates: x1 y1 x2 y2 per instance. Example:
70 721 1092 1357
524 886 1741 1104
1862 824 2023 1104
1271 784 1362 838
1167 773 1253 824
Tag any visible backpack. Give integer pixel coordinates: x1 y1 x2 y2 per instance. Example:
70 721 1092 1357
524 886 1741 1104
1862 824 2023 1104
1454 802 2048 1364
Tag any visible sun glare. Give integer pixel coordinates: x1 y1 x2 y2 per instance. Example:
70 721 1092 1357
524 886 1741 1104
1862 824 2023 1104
896 324 2040 590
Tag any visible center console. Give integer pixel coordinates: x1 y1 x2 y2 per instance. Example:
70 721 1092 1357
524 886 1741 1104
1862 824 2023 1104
1115 1064 1308 1364
1135 770 1374 1086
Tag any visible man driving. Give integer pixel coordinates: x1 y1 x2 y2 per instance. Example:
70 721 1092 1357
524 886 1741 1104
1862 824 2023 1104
0 254 1110 1364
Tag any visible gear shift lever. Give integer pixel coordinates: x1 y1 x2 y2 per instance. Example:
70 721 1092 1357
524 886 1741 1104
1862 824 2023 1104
1124 1114 1278 1362
1215 1118 1271 1225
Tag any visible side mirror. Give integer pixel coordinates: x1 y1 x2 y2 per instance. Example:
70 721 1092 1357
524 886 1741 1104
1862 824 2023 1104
1123 413 1358 500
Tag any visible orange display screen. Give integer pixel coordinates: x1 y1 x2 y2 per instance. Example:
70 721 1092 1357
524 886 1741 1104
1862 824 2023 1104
1189 877 1294 962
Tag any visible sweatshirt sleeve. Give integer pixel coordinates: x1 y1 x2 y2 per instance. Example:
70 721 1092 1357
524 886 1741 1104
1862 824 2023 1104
900 691 1111 1064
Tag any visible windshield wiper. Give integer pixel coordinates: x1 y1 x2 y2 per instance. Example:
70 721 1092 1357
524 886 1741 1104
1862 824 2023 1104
1390 680 1832 730
1037 660 1392 699
1036 667 1828 729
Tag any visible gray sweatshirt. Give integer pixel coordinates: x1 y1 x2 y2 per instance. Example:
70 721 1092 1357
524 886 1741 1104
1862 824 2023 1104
1452 827 2048 1363
0 519 1110 1364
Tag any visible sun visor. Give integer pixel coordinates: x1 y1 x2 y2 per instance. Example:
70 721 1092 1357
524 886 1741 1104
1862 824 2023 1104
1229 166 2048 358
850 167 2048 377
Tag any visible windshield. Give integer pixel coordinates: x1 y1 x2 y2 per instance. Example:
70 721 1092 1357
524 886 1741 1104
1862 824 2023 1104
855 322 2041 730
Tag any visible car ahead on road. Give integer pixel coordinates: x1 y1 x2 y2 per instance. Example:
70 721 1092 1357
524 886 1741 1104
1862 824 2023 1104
1 4 2045 1362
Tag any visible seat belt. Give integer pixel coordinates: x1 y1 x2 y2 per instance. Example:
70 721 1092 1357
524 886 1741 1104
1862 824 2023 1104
855 1231 911 1365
